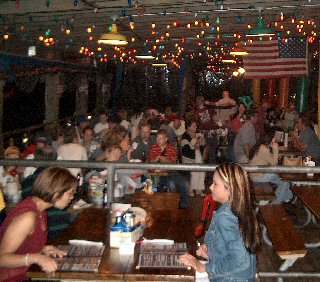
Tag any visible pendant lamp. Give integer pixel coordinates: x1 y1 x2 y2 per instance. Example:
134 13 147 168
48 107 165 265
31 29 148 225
222 55 236 64
136 47 155 60
152 57 167 67
230 44 249 56
98 24 128 45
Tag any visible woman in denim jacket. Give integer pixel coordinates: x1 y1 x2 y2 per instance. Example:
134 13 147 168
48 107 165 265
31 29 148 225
180 163 261 281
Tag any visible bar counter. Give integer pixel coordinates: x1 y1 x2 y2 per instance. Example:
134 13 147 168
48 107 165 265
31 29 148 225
28 204 196 281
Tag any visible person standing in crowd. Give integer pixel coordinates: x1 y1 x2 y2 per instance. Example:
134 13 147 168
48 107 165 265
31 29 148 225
292 116 320 165
179 163 260 281
82 126 99 158
0 167 77 281
94 112 109 135
194 96 218 163
255 99 270 139
131 123 156 161
249 132 293 204
234 110 257 164
75 115 91 144
147 129 189 209
195 96 217 132
57 127 87 177
227 102 247 162
181 118 206 196
206 89 237 125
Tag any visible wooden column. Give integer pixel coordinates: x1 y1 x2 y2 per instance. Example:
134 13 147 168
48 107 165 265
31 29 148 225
279 78 289 110
45 73 62 134
75 75 88 115
266 79 277 106
318 40 320 138
0 80 5 157
253 79 261 107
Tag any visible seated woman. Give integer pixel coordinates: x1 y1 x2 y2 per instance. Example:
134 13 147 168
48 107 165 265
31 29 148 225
0 167 77 281
249 132 293 204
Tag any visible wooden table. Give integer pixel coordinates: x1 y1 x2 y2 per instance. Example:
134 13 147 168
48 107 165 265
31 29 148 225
280 173 320 185
290 185 320 248
28 205 196 281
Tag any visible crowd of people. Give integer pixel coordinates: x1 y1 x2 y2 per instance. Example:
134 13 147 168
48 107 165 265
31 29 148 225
0 90 320 280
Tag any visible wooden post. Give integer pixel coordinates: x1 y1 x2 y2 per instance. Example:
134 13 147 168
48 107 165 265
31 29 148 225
0 80 5 157
279 78 289 110
75 75 88 116
45 73 61 135
253 79 261 107
318 40 320 139
266 79 277 106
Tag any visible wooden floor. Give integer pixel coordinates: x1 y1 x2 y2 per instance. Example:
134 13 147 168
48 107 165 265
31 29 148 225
190 195 320 282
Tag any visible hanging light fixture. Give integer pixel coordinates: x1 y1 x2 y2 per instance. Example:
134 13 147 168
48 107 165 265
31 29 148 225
98 24 128 45
246 8 275 37
222 55 236 64
230 44 249 56
152 57 167 67
136 46 155 59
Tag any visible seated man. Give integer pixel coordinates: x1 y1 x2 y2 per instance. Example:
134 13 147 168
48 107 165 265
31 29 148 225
147 129 189 209
292 116 320 165
131 122 156 162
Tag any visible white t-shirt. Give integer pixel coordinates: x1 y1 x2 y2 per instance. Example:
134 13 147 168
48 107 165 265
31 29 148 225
57 143 87 176
94 122 109 134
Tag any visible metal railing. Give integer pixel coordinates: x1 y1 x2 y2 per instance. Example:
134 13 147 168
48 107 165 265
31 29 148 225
1 159 320 208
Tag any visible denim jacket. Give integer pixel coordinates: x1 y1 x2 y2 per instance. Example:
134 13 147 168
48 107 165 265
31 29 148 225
205 202 257 282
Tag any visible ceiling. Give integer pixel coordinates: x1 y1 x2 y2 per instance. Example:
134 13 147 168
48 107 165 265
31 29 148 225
0 0 319 66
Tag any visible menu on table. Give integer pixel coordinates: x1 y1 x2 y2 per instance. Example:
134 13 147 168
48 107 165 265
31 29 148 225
55 244 105 273
137 242 189 269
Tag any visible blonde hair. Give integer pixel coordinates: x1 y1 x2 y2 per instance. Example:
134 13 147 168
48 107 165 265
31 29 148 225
216 163 261 253
32 167 77 203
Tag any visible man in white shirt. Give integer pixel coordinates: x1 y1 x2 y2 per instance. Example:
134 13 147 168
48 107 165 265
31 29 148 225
94 112 109 135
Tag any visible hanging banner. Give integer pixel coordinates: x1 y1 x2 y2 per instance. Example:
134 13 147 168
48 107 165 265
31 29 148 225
296 76 309 114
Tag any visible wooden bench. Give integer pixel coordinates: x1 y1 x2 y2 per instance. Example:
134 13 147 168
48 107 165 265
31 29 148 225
251 182 276 211
259 204 308 280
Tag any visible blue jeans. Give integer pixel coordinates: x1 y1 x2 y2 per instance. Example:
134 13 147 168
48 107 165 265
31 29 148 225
253 173 293 204
158 172 189 208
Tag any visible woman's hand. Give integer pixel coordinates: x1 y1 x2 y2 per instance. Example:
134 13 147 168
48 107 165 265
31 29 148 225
196 244 208 259
42 245 67 258
271 138 279 150
179 253 206 272
31 253 59 275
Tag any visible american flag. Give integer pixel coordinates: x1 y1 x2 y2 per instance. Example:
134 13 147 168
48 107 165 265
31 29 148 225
243 38 308 79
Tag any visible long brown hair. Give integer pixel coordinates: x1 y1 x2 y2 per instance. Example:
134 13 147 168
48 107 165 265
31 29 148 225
216 163 261 253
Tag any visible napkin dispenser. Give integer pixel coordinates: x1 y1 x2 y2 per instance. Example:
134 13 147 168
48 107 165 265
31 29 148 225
110 221 143 248
304 156 315 177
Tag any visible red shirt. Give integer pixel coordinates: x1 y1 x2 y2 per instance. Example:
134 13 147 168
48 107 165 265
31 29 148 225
0 197 48 281
195 107 216 131
147 143 177 163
